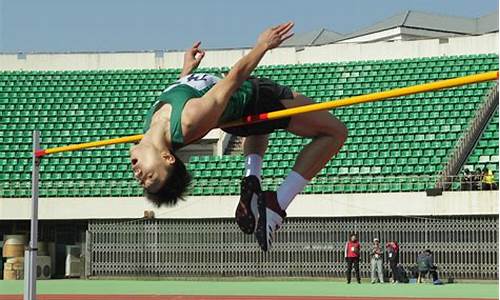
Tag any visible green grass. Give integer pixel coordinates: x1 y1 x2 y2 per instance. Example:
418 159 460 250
0 279 498 299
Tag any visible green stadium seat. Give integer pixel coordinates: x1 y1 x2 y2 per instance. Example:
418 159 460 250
1 55 497 197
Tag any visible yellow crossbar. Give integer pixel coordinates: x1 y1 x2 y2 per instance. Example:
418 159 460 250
35 70 498 157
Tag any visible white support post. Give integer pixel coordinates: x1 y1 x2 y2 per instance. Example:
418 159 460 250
24 130 40 300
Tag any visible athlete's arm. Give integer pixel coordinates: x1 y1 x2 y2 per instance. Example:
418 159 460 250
180 41 205 78
205 22 294 109
182 22 294 139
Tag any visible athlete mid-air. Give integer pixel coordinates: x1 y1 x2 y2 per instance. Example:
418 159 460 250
130 22 348 251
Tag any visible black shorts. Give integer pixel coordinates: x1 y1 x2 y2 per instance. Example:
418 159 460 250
222 77 294 137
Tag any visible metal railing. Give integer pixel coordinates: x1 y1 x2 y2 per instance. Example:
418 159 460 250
87 215 498 279
437 82 499 189
0 175 498 197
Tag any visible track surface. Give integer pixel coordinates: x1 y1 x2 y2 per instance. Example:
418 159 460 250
1 280 497 300
0 296 496 300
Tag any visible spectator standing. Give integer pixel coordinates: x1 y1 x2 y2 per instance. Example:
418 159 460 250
345 233 361 284
461 168 473 191
370 238 384 284
472 168 483 190
386 240 400 283
417 250 439 283
482 168 497 190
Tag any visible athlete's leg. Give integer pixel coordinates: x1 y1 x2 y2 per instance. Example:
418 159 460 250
272 92 347 211
243 135 269 157
283 92 348 180
254 93 347 251
242 135 268 180
236 134 269 234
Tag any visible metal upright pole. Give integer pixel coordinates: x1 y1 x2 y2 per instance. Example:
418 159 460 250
24 130 40 300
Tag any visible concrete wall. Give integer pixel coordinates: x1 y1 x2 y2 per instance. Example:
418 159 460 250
0 33 497 71
338 28 403 43
338 27 465 44
296 33 498 64
0 191 497 220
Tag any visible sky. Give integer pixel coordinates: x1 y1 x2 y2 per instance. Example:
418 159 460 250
0 0 498 53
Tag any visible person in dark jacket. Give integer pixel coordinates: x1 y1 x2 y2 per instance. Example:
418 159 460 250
386 240 400 283
472 168 483 190
345 233 361 284
461 168 473 191
417 249 439 283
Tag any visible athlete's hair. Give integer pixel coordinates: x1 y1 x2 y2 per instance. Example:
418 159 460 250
144 153 192 207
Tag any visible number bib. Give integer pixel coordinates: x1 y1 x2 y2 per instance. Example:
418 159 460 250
164 73 221 92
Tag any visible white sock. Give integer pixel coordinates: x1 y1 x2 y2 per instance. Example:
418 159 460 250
277 171 309 210
244 154 263 181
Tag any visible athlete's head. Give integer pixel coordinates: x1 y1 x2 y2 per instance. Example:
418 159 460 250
130 141 191 207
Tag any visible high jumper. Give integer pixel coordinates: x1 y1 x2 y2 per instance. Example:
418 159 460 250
129 21 348 251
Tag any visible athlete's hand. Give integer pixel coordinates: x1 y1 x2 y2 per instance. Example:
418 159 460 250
183 41 205 70
257 22 294 50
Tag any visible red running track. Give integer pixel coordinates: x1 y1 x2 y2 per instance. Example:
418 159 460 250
0 296 495 300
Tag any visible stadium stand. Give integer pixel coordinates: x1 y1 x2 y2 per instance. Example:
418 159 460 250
0 54 497 198
463 110 499 171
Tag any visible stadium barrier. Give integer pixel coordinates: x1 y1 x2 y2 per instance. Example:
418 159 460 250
86 215 498 280
1 175 498 197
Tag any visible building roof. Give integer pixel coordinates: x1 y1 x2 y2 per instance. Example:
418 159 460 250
336 10 499 42
281 28 343 47
477 11 499 33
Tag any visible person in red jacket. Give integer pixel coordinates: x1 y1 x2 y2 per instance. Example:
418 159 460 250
345 233 361 284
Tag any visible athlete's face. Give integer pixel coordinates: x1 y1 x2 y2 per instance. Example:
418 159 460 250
129 142 175 192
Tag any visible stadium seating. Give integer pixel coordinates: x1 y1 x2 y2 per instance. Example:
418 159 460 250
190 55 499 195
463 110 499 172
0 54 498 197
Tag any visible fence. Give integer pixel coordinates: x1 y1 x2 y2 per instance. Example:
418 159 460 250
87 215 498 280
1 174 498 198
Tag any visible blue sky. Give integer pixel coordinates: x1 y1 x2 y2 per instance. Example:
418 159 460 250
0 0 498 52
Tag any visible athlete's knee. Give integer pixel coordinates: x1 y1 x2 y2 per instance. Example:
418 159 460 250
312 135 342 158
322 119 348 145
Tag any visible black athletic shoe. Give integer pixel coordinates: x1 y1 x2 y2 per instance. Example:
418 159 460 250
235 176 261 234
254 191 286 252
